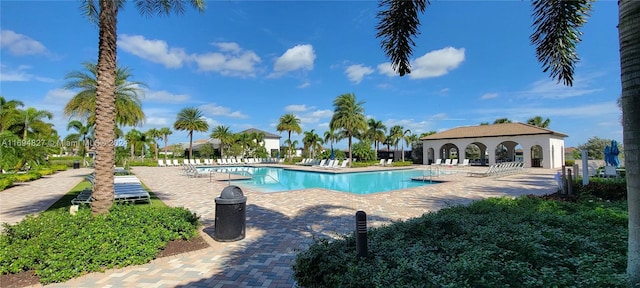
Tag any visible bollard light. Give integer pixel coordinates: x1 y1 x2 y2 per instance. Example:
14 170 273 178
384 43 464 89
355 210 368 258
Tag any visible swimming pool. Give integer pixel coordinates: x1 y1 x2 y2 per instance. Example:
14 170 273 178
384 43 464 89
202 166 440 194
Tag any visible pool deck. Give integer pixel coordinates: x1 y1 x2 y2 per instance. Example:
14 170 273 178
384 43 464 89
8 164 559 288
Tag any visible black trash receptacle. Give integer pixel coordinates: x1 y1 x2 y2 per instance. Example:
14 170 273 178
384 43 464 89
73 160 80 169
214 185 247 242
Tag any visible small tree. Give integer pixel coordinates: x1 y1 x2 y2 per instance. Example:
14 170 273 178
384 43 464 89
199 143 214 159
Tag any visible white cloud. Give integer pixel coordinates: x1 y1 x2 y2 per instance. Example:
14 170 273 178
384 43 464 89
480 93 498 100
193 42 261 77
377 63 396 77
0 30 47 55
345 64 374 84
0 64 54 82
146 117 170 126
118 34 188 68
285 104 311 112
298 109 333 124
143 90 190 103
478 102 618 118
199 103 248 119
521 76 602 99
43 88 75 104
378 47 465 79
271 44 316 77
440 88 450 94
298 81 311 88
409 47 465 79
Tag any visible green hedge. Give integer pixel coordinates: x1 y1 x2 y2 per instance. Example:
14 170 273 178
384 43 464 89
0 177 14 190
293 196 627 287
127 159 158 167
0 205 201 284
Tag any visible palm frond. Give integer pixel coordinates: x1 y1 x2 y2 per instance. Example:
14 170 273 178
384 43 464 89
376 0 428 76
531 0 592 86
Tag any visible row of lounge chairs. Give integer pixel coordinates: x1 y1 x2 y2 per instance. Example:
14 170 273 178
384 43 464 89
432 159 470 167
374 159 394 166
180 164 214 178
71 174 151 205
158 158 285 167
467 162 525 177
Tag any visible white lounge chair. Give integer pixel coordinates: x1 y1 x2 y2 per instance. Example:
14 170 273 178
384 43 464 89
376 159 385 166
433 159 442 166
183 159 189 165
173 159 181 166
458 159 470 167
384 159 393 166
195 159 202 165
451 159 458 166
443 159 452 166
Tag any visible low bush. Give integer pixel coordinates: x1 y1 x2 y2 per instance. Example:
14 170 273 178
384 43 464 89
0 204 200 284
0 177 15 191
293 196 628 287
127 159 158 167
574 177 627 201
51 164 68 172
37 168 54 176
12 172 42 183
390 161 412 167
565 159 575 166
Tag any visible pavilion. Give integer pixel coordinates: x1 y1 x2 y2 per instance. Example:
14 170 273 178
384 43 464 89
421 123 568 169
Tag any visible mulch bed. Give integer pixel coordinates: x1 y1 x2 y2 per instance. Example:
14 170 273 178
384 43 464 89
0 235 210 288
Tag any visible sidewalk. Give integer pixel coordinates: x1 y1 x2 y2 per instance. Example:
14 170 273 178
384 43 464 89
0 168 92 227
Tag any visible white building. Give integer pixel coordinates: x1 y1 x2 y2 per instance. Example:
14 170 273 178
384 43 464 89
421 123 567 169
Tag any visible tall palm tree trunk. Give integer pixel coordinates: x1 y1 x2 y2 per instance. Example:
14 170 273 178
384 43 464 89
189 132 193 159
163 136 168 162
92 0 118 215
348 136 353 167
288 131 292 160
621 0 640 283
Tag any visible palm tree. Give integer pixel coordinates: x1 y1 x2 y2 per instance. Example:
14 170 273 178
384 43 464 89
367 118 387 154
17 107 54 140
0 96 24 133
527 116 551 128
376 0 640 281
173 107 209 160
276 113 302 160
303 129 324 159
158 127 172 162
145 128 161 160
79 0 205 215
125 129 144 160
66 120 93 163
493 118 512 124
389 125 403 158
64 62 146 128
323 128 341 153
330 93 367 166
211 125 234 159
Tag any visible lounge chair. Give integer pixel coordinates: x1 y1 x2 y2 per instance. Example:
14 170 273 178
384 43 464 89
384 159 393 166
458 159 470 167
432 159 442 166
375 159 385 166
443 159 452 166
337 159 349 169
450 159 458 166
158 159 166 167
171 159 179 166
183 159 189 165
313 159 327 167
195 159 202 165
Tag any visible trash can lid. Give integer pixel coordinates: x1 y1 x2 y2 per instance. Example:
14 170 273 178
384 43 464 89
220 185 244 199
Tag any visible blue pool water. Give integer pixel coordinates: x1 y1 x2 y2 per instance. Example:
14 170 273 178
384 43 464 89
202 166 440 194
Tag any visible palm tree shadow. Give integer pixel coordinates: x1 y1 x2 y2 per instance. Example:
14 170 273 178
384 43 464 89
182 203 392 287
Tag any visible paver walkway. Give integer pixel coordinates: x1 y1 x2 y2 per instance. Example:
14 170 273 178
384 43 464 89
16 165 558 288
0 168 92 228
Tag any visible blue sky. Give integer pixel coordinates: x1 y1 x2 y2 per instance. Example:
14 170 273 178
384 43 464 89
1 1 621 149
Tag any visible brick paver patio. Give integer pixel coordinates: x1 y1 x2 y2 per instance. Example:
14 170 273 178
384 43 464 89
1 165 559 287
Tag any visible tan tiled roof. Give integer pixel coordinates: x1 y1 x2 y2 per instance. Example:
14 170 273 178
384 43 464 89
421 123 568 140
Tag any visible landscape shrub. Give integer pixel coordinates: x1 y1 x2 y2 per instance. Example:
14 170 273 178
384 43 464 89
37 168 54 176
12 172 42 182
127 159 158 167
0 177 15 191
0 204 201 284
51 164 67 171
575 177 627 201
293 196 628 287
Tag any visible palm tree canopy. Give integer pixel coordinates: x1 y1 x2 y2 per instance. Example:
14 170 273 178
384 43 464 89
527 116 551 128
63 62 146 127
173 107 209 135
0 96 25 133
329 93 367 137
276 113 302 136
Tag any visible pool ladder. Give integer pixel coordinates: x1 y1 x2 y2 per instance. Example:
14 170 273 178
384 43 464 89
421 165 440 183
